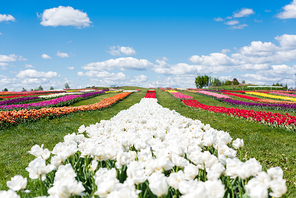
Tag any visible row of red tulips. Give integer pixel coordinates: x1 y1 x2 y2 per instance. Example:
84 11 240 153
182 99 296 131
144 90 157 98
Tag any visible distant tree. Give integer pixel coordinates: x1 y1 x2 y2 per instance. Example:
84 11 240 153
22 87 27 92
30 88 34 91
211 78 222 86
224 80 231 86
38 85 43 91
65 83 70 89
233 78 239 85
50 86 54 90
242 80 246 84
3 88 8 91
195 75 211 88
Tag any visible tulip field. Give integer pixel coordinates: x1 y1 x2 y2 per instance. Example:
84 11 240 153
0 87 296 197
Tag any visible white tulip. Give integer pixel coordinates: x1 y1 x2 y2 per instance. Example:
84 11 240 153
232 138 244 149
7 175 27 191
148 172 168 197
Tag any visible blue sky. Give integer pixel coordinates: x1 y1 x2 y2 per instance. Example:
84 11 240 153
1 0 296 90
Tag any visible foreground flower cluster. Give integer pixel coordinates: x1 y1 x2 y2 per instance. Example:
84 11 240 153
183 99 296 131
1 98 287 198
0 92 131 128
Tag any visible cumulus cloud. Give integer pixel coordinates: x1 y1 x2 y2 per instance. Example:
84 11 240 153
25 64 35 68
67 66 74 70
39 6 92 28
225 20 239 25
0 54 17 62
214 17 223 21
82 57 152 71
107 46 136 56
221 49 231 53
57 51 69 58
82 71 126 81
275 34 296 49
189 53 240 66
41 54 51 59
16 69 60 78
229 24 248 29
0 14 15 22
233 8 255 18
0 63 8 66
277 0 296 19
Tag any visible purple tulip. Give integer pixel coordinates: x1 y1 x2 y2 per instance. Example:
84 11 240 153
0 91 105 110
0 97 40 105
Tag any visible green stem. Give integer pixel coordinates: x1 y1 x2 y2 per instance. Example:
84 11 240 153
228 176 234 198
40 176 45 195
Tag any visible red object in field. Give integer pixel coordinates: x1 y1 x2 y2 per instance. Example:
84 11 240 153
144 90 156 98
182 99 296 127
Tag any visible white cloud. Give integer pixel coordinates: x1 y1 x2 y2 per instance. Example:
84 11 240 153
82 57 152 71
189 53 239 66
16 69 60 78
275 34 296 49
67 66 74 70
238 41 279 55
0 14 15 22
25 64 35 68
229 24 248 29
82 71 126 81
41 54 51 59
0 32 2 35
134 74 148 82
277 0 296 19
224 20 239 25
221 49 231 53
39 6 92 28
77 71 84 76
0 54 17 62
241 63 270 70
0 63 8 66
233 8 255 18
56 51 69 58
254 19 263 23
107 46 136 56
214 17 223 21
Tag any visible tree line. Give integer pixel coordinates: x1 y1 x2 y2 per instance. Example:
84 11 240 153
2 83 70 92
195 75 244 88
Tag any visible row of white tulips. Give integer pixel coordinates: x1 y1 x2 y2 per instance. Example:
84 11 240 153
1 98 287 198
38 92 83 99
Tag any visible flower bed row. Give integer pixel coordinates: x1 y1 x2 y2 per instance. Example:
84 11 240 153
165 90 193 99
0 92 131 128
271 91 296 98
0 91 105 110
1 98 287 198
183 99 296 131
196 91 231 99
0 97 40 106
144 90 156 98
246 92 296 102
223 92 296 104
222 98 296 112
